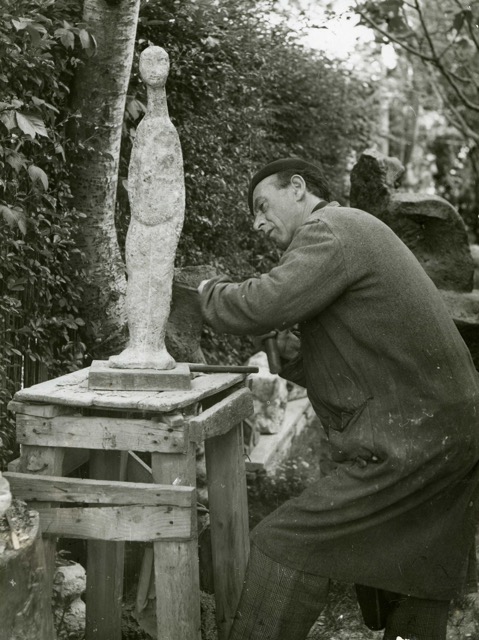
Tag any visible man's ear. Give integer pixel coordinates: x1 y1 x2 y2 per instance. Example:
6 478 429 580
290 174 307 201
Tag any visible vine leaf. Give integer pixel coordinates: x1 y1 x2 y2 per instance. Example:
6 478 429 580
28 165 49 191
0 205 27 234
15 112 48 138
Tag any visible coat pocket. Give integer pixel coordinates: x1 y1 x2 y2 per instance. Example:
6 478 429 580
312 395 377 464
312 396 370 434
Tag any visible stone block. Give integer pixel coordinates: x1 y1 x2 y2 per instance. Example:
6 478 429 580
350 149 474 292
165 265 218 363
247 352 288 434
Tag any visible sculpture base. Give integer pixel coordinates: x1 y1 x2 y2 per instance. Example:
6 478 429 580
88 360 191 391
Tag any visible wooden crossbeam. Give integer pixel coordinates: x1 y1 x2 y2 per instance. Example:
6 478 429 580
4 472 196 542
4 472 193 506
189 387 254 442
126 451 153 484
31 505 192 541
7 400 72 418
16 414 185 453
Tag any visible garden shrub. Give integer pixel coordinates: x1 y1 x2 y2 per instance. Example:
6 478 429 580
0 0 93 468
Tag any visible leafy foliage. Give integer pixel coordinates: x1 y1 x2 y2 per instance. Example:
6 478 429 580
356 0 479 135
0 0 93 468
354 0 479 234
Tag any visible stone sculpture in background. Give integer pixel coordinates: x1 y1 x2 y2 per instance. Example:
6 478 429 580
350 148 474 293
109 46 185 370
246 351 288 435
52 563 86 639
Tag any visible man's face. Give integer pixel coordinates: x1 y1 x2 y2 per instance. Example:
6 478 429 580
252 175 300 249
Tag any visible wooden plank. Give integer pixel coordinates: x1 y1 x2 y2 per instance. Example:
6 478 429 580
33 504 193 541
17 444 65 475
88 360 192 391
151 449 196 489
13 366 245 412
154 541 202 640
151 446 201 640
16 414 185 453
17 445 65 598
189 387 254 442
86 450 126 640
4 472 195 507
126 451 153 484
246 398 312 472
7 400 73 418
205 423 250 640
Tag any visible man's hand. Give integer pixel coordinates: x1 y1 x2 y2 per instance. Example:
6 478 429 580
276 329 301 361
198 279 211 295
253 329 301 361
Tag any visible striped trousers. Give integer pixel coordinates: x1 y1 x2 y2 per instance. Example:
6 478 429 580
228 543 450 640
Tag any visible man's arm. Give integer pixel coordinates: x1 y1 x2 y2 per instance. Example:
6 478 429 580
275 329 306 387
199 220 351 335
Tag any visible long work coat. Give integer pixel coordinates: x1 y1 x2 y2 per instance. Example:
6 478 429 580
200 204 479 600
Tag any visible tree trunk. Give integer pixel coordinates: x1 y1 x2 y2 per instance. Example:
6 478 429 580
0 501 56 640
68 0 140 360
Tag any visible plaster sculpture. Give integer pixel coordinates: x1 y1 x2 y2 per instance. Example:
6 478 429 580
0 472 12 519
109 46 185 370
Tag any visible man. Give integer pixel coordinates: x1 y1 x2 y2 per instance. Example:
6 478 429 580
199 158 479 640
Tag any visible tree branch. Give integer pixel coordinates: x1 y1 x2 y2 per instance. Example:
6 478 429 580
431 79 479 143
451 0 479 49
354 6 435 63
356 1 479 113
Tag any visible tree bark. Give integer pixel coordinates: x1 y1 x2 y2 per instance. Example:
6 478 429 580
0 502 56 640
68 0 141 359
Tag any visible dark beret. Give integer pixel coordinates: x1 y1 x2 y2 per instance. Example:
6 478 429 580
248 157 322 214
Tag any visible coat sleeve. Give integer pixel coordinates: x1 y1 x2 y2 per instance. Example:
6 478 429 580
279 355 307 388
200 219 351 335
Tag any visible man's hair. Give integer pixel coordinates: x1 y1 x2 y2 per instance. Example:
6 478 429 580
274 167 331 201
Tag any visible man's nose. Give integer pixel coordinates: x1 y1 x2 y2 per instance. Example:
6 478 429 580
253 213 265 232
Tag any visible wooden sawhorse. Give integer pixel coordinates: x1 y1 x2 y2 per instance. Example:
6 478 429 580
6 366 253 640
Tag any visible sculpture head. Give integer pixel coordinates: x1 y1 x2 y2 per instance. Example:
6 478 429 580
139 46 170 88
248 158 331 249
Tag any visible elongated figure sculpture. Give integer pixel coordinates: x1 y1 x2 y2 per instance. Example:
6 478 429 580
109 46 185 370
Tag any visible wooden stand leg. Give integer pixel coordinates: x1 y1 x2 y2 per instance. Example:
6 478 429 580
153 539 201 640
86 450 127 640
18 444 65 594
151 447 201 640
205 423 250 640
